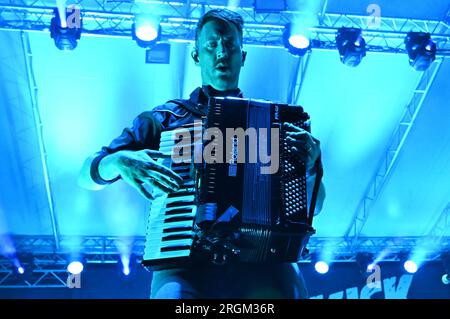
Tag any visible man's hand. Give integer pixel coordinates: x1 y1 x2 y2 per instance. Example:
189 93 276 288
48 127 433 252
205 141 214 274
106 149 183 200
283 122 321 173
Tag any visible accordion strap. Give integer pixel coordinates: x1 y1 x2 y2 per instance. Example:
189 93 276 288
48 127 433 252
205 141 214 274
308 155 324 225
167 99 207 117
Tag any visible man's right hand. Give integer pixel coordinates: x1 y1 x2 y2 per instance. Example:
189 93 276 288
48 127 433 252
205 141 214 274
103 149 183 200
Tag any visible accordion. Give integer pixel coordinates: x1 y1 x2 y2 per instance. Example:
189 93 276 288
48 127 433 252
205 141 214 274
142 97 318 270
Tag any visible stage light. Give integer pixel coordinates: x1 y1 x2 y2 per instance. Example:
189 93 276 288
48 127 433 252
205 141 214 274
132 14 161 48
404 260 418 274
405 32 436 71
11 253 35 280
367 263 377 271
283 23 311 56
50 7 82 51
289 35 310 50
441 252 450 285
336 27 366 67
314 261 329 274
67 261 84 275
120 254 131 276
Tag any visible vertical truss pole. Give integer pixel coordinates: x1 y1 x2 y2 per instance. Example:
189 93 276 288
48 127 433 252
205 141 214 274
344 58 444 248
426 202 450 241
20 31 60 250
287 51 311 105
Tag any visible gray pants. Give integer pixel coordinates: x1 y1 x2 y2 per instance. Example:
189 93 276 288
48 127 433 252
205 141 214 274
150 262 308 299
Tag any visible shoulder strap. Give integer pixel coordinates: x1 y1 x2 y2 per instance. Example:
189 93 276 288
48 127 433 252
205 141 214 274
308 155 324 225
167 99 207 117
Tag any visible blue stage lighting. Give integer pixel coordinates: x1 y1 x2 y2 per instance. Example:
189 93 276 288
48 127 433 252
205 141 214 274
314 261 329 274
17 266 25 274
404 260 418 274
289 34 310 50
132 14 161 48
120 254 131 276
283 23 311 56
67 261 84 275
336 27 366 67
405 32 436 71
367 263 377 271
50 7 82 51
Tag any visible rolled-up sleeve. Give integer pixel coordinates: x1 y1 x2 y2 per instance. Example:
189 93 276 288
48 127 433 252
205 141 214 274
90 111 162 185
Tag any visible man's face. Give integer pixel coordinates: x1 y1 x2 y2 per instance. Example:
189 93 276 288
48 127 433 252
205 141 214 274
196 19 245 91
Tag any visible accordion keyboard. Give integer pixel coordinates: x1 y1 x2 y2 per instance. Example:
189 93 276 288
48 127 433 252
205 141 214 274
142 127 198 267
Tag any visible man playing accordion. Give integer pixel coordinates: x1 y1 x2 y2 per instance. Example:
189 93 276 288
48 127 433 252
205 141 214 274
79 8 326 299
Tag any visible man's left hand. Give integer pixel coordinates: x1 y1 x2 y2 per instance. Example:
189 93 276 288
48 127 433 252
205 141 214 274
283 122 321 173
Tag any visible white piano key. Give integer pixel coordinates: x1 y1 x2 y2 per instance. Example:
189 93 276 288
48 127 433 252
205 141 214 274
144 249 191 260
147 219 195 230
145 238 194 250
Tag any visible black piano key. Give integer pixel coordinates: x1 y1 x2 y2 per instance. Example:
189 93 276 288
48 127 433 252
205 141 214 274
163 226 193 233
164 216 194 223
160 245 191 252
165 208 193 216
166 200 194 208
167 190 195 198
162 234 194 241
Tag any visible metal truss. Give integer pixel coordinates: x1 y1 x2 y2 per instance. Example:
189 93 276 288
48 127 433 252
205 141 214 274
287 51 311 105
428 201 450 238
0 28 60 250
21 30 60 249
420 201 450 249
0 0 450 55
1 235 449 287
5 234 450 261
344 58 444 246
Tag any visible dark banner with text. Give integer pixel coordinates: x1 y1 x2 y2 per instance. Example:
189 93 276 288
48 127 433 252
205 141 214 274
300 261 449 299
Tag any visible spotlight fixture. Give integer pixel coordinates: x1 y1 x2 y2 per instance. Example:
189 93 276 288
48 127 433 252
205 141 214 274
403 260 418 274
67 260 84 275
283 23 311 56
132 14 161 48
314 261 329 274
11 253 35 280
442 274 450 285
17 266 25 274
404 32 436 71
118 253 138 277
441 252 450 285
50 7 82 51
336 27 366 67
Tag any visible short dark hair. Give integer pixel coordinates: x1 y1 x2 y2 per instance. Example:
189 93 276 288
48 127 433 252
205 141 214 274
195 9 244 47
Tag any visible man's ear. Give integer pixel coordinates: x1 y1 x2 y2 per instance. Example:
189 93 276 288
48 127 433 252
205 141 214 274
241 50 247 66
191 49 199 64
